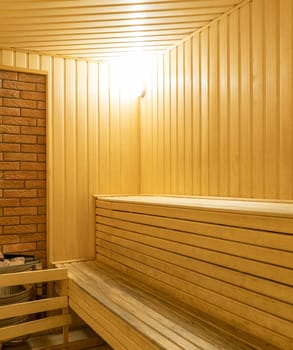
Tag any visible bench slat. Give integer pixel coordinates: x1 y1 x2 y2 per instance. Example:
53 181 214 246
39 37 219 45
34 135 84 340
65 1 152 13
96 198 293 233
94 196 293 349
96 223 293 285
67 261 261 350
96 208 293 251
96 238 293 321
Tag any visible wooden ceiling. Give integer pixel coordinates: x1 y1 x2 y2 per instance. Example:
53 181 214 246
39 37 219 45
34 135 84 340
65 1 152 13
0 0 243 62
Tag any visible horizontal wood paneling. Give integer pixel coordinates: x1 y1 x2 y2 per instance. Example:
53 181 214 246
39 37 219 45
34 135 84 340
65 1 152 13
0 49 140 263
140 0 293 200
95 196 293 349
0 0 243 61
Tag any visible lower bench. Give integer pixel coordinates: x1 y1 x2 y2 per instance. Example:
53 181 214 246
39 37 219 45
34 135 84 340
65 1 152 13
62 260 271 350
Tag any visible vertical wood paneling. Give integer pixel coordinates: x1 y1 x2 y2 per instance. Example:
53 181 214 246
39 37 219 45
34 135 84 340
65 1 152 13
0 50 140 262
200 30 209 195
64 58 77 261
218 16 229 196
191 33 201 195
170 48 178 194
184 40 192 195
98 63 110 194
15 51 27 68
140 0 293 200
209 22 219 196
239 4 252 198
52 57 65 261
279 0 293 199
251 0 264 198
151 62 158 193
264 0 279 199
228 10 240 197
157 55 165 193
163 53 171 193
177 44 185 194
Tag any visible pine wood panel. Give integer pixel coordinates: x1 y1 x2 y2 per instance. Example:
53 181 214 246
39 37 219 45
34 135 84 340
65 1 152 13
0 49 140 263
140 0 293 200
0 0 243 61
95 196 293 349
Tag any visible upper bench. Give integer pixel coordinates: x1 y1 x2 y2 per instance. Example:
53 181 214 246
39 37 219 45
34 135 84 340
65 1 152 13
95 195 293 349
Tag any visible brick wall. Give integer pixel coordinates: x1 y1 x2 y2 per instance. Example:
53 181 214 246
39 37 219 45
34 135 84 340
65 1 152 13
0 70 47 267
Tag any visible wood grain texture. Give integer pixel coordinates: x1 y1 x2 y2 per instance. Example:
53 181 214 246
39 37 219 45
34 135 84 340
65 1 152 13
140 0 293 200
94 196 293 349
0 49 140 263
0 0 243 61
65 260 269 350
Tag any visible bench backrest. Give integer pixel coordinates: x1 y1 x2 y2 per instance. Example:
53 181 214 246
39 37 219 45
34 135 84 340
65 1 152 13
95 196 293 350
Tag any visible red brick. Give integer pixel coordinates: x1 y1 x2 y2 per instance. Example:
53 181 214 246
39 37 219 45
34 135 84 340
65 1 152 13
21 144 45 153
0 71 18 80
21 198 46 206
0 106 20 116
37 101 46 110
3 116 36 126
25 180 46 189
21 126 45 136
18 73 46 84
0 162 19 170
37 241 46 250
37 119 46 127
0 235 19 244
4 207 37 216
37 223 46 232
37 154 46 162
3 242 36 253
0 180 24 189
0 235 19 243
4 189 37 198
21 215 46 224
0 143 20 152
37 136 46 145
4 171 37 180
3 134 37 144
0 125 20 134
3 98 36 109
0 88 20 98
3 80 36 91
20 232 46 242
0 198 19 207
37 189 46 197
4 224 37 234
21 162 45 171
37 172 46 180
21 91 45 101
37 206 46 215
21 109 45 118
36 83 46 92
0 216 19 225
4 152 37 161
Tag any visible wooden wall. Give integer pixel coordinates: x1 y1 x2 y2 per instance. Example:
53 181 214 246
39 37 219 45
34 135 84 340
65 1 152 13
140 0 293 200
0 49 140 263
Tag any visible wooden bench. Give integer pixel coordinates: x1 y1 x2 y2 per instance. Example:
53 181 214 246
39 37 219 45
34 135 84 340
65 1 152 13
62 196 293 350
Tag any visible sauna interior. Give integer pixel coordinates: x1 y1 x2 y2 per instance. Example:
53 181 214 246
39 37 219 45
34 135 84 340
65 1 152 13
0 0 292 349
